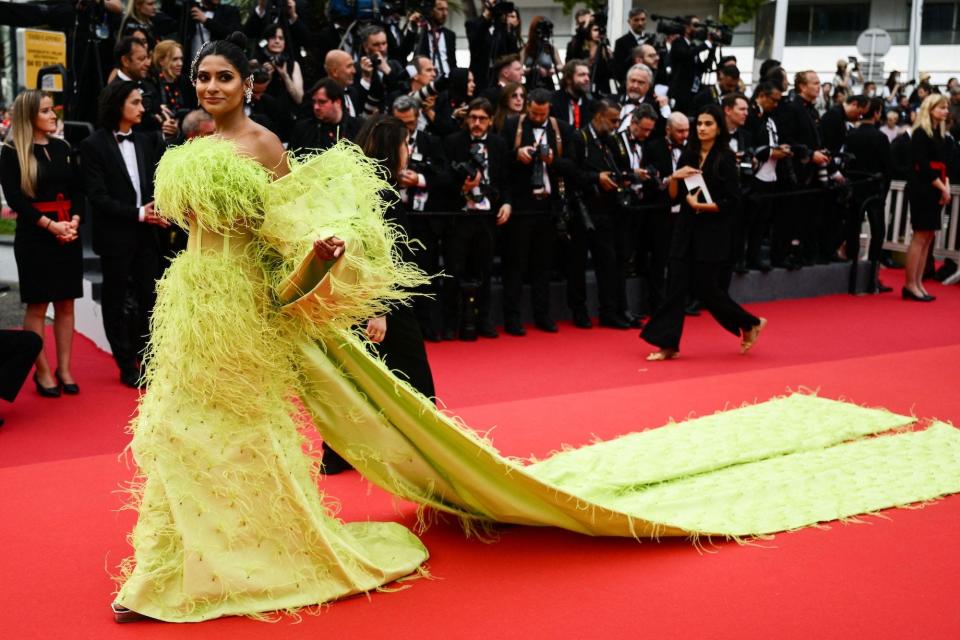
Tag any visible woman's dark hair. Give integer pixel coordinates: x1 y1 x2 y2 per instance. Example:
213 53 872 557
885 70 899 90
354 115 407 185
97 80 140 130
445 68 472 106
191 31 251 82
685 104 731 176
260 22 286 46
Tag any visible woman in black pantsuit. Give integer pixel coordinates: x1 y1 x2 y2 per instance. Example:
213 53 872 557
903 94 951 302
322 115 437 473
641 105 766 361
0 90 84 397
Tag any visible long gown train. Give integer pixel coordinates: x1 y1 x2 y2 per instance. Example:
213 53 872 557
115 137 960 622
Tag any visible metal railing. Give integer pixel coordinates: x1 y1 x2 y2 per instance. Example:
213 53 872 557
882 180 960 285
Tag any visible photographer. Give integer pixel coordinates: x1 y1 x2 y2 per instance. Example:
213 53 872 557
690 65 741 114
110 36 178 140
523 16 562 91
567 99 632 329
481 54 524 105
833 58 862 93
745 81 788 272
245 62 293 141
410 0 457 79
617 63 669 137
357 24 409 114
499 88 574 335
429 68 477 137
843 97 893 294
667 15 712 113
288 78 360 155
119 0 177 49
162 0 241 63
387 56 438 129
550 59 594 130
440 98 511 341
244 0 311 61
818 93 868 262
324 50 364 118
392 96 451 341
613 8 651 86
722 92 752 274
466 0 522 90
774 70 831 268
254 23 304 107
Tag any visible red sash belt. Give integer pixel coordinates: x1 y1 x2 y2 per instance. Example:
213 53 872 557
33 193 72 222
930 161 947 182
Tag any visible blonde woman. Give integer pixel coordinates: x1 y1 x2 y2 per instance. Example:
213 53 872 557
119 0 176 48
904 93 952 302
0 91 83 396
152 39 196 115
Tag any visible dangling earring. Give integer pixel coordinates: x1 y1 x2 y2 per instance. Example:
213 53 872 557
244 83 253 104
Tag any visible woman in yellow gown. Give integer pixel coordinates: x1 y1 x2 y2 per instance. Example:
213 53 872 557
114 32 960 623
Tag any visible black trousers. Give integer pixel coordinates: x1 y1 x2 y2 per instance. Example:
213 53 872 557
633 204 672 316
0 330 43 402
99 243 160 372
501 210 556 324
565 210 620 317
408 216 445 334
747 180 776 265
844 193 886 263
641 256 761 351
375 304 436 399
441 216 495 330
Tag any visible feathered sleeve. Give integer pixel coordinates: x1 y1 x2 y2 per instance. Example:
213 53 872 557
258 141 428 337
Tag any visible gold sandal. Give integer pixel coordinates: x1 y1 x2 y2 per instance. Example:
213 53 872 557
740 317 768 354
646 349 679 361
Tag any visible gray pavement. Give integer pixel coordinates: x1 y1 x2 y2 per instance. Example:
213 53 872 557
0 283 26 329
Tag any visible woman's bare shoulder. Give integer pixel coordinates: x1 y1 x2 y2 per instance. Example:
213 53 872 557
234 123 289 178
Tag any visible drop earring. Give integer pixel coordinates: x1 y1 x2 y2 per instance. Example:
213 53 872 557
244 84 253 104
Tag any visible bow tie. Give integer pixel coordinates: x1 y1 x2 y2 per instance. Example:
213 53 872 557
115 132 134 144
471 138 486 144
624 97 641 106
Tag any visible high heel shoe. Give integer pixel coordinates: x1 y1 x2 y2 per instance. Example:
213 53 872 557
55 369 79 395
111 603 147 623
901 287 935 302
33 373 61 398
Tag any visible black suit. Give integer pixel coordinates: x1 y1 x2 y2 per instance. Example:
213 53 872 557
162 0 242 61
549 90 595 130
247 92 293 142
288 115 361 155
844 122 892 289
79 129 164 375
689 85 724 115
667 37 707 112
499 115 574 326
441 130 510 335
641 147 761 351
413 26 457 77
566 125 626 320
613 31 650 84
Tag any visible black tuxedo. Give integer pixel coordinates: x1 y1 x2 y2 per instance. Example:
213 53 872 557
549 90 595 130
667 37 706 112
162 0 242 61
413 26 457 76
440 130 509 335
288 115 361 155
498 115 575 325
79 128 165 375
818 104 849 156
613 31 650 84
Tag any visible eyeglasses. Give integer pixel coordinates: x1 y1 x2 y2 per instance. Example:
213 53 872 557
467 115 490 122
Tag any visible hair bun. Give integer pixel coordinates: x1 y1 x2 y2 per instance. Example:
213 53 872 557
225 31 248 50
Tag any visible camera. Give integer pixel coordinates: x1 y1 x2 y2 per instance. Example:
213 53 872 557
534 18 554 40
452 145 493 204
701 20 733 46
652 14 686 36
488 0 516 20
411 77 449 105
736 150 756 179
531 139 551 195
367 54 381 68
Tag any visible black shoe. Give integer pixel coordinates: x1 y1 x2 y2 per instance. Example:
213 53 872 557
55 369 79 395
442 328 458 341
623 312 644 329
421 327 442 342
504 321 526 336
733 260 749 274
120 368 144 389
901 287 935 302
534 318 558 333
876 281 893 294
572 310 592 329
477 323 499 339
321 446 354 475
34 373 61 398
598 314 631 329
684 302 701 317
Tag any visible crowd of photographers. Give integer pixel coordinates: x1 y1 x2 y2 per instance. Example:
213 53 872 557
4 1 960 343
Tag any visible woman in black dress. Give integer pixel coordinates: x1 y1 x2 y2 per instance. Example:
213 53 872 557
903 94 952 302
0 90 83 396
151 39 197 119
640 104 766 361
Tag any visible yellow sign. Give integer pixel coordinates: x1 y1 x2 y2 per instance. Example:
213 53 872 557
17 28 67 91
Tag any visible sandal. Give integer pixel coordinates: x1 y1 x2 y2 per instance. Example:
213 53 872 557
646 349 679 361
740 317 768 354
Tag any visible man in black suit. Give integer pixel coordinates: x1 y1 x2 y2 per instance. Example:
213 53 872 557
480 54 524 105
775 70 831 267
550 59 595 130
163 0 241 63
80 82 167 388
667 16 711 114
392 95 452 341
722 92 753 275
411 0 457 79
617 63 669 139
466 0 522 91
356 24 409 115
111 36 179 141
289 78 360 155
689 65 741 115
567 99 632 329
613 8 651 86
325 50 366 119
745 82 788 272
499 88 574 335
441 98 512 341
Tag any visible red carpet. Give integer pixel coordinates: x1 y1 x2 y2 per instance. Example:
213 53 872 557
2 268 959 639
